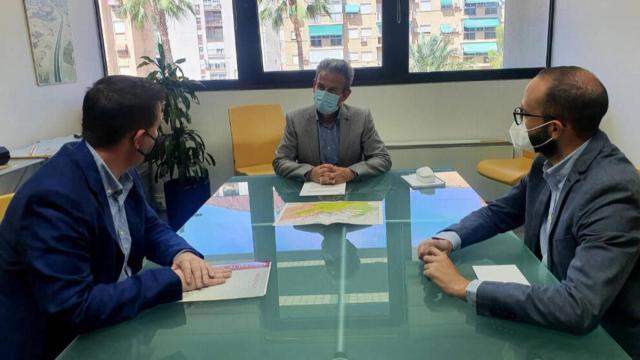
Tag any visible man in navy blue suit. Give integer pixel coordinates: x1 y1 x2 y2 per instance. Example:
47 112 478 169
0 75 231 359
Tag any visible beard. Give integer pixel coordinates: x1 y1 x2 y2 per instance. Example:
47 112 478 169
529 127 558 158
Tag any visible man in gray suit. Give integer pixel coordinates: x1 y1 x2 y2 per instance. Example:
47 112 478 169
273 59 391 184
418 66 640 357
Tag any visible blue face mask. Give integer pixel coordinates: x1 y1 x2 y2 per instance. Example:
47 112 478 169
314 90 341 115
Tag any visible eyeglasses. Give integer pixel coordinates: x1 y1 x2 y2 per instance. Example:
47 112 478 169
512 106 554 125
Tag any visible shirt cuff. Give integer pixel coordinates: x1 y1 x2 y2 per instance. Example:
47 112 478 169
465 279 483 306
434 231 462 251
172 249 200 263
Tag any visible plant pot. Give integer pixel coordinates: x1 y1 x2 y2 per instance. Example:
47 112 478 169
164 177 211 231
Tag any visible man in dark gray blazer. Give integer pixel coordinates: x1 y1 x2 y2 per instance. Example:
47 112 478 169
273 59 391 183
418 66 640 358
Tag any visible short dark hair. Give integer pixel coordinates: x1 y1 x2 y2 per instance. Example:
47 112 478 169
537 66 608 138
82 75 166 148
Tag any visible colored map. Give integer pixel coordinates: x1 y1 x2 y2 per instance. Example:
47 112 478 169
274 201 383 226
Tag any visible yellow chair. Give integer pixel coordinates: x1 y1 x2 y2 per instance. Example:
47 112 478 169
0 193 14 223
477 150 535 186
228 104 286 176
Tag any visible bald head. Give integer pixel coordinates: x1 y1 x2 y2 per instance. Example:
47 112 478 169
535 66 608 138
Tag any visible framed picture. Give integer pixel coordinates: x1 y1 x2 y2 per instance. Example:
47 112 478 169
23 0 77 86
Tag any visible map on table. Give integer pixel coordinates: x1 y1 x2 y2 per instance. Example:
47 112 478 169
274 201 383 226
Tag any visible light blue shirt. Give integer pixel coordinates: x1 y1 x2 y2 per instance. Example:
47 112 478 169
435 139 592 305
317 111 340 165
87 143 134 281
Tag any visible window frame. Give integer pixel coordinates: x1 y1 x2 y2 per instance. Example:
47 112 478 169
94 0 555 91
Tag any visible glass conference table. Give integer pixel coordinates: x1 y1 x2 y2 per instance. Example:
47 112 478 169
58 170 629 360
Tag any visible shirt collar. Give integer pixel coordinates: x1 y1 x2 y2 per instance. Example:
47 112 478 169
315 108 341 129
542 138 592 189
85 142 133 200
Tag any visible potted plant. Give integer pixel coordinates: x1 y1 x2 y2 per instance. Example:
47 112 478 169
138 43 215 230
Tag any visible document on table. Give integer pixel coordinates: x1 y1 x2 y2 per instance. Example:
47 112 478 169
299 181 346 196
181 261 271 303
472 264 530 285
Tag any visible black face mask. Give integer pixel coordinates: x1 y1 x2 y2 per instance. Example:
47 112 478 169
137 132 164 162
529 125 558 158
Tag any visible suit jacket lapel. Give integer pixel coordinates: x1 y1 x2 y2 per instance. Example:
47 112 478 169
547 175 579 239
306 109 321 164
338 105 350 164
527 183 551 254
72 141 120 246
547 131 607 238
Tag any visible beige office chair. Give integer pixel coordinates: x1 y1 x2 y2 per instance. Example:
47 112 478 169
477 150 535 186
228 104 286 176
0 193 14 223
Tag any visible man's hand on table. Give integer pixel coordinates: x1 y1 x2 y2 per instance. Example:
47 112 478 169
172 252 232 292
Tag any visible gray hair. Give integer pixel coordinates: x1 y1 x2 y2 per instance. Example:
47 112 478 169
315 58 355 92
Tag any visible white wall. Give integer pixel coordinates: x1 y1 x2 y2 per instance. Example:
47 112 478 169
552 0 640 165
0 0 103 149
189 79 529 191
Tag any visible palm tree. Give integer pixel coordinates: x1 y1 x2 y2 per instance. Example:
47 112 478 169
259 0 331 70
409 33 472 72
119 0 195 63
488 24 504 69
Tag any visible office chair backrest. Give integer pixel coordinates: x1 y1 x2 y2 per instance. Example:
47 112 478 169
0 193 14 223
228 104 285 169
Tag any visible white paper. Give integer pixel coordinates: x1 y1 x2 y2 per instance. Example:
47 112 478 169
181 261 271 303
274 201 383 226
299 182 346 196
472 265 530 285
401 174 446 189
11 135 78 157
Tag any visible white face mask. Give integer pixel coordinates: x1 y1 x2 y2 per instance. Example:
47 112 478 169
509 121 554 152
509 122 534 152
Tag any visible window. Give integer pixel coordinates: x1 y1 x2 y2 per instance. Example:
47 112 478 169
310 36 322 48
96 0 237 80
113 21 125 34
258 1 383 71
118 66 131 75
206 26 224 42
410 0 548 73
485 5 498 16
419 0 432 11
485 29 497 39
205 10 222 22
419 25 431 34
464 4 477 16
464 31 476 40
96 0 552 90
116 44 129 57
329 35 342 47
